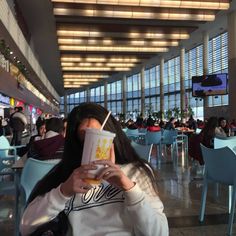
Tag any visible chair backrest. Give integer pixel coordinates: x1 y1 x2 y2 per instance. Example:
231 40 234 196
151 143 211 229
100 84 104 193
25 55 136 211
200 144 236 185
162 129 178 144
214 136 236 153
0 136 10 157
20 158 61 202
145 131 162 145
126 128 139 140
131 141 153 162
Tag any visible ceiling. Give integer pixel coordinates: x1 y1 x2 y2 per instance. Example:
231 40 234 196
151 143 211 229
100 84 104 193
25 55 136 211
16 0 231 96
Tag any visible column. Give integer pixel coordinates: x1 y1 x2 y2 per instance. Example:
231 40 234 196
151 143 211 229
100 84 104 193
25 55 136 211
86 88 90 102
104 81 108 109
180 47 185 120
141 67 145 115
122 75 127 116
203 31 209 108
228 10 236 120
160 58 164 118
64 91 68 117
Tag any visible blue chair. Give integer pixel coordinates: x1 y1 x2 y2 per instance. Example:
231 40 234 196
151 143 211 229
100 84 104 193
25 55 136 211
145 131 162 168
20 158 61 203
125 128 140 142
214 136 236 152
131 141 153 163
214 136 236 212
161 129 178 161
199 144 236 236
0 136 25 169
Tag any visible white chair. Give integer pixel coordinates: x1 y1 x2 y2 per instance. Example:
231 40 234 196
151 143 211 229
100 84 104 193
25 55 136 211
131 141 153 163
199 144 236 236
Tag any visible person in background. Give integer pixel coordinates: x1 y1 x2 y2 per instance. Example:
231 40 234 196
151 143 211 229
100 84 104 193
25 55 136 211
28 117 64 160
20 103 168 236
189 116 222 165
218 117 230 137
164 117 176 130
187 115 197 131
17 119 46 157
146 115 154 127
10 106 27 145
62 118 68 138
135 113 144 128
0 116 3 136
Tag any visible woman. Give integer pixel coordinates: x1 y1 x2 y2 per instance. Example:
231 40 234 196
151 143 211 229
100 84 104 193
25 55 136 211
218 117 230 137
20 103 168 236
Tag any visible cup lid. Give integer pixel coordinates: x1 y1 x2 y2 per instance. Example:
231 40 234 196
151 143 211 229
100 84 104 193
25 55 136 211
85 128 116 138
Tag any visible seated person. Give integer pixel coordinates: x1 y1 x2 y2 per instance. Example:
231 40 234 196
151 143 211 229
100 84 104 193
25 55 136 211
17 119 46 157
164 117 176 130
147 121 161 132
218 117 230 137
20 103 168 236
28 118 64 160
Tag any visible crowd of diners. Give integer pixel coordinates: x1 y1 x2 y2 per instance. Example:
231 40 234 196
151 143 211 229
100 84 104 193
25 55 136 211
121 113 236 137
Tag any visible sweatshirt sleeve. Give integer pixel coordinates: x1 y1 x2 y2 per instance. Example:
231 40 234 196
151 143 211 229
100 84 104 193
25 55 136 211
20 185 71 236
123 170 169 236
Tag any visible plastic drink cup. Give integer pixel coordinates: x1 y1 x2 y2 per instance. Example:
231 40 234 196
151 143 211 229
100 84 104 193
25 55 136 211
81 128 116 184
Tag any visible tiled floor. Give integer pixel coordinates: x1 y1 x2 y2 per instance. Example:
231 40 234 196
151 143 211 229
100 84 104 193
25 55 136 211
0 142 234 235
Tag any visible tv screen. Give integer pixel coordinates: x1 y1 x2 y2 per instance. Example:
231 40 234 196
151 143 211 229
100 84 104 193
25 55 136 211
192 73 228 97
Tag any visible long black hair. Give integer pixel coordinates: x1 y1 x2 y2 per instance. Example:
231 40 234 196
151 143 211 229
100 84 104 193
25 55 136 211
28 103 158 203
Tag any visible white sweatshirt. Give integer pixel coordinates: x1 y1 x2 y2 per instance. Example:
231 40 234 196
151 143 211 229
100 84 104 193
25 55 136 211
20 163 169 236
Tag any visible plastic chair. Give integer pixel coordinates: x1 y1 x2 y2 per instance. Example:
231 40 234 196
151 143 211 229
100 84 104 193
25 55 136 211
131 141 153 163
20 158 61 203
214 136 236 153
145 131 162 168
161 129 178 161
125 128 140 142
199 144 236 236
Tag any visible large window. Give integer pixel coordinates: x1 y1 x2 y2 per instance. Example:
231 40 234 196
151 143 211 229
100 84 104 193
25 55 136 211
59 32 228 120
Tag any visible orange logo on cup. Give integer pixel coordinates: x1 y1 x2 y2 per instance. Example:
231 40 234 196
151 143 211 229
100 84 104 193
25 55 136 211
95 139 112 160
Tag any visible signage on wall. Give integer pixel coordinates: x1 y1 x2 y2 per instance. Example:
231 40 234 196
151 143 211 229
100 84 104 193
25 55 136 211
10 98 15 106
0 93 10 105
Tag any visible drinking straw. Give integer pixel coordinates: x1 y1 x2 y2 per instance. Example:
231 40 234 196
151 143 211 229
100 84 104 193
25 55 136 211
100 111 111 130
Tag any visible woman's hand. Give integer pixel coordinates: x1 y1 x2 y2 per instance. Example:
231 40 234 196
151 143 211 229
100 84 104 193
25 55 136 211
94 145 135 191
60 164 97 197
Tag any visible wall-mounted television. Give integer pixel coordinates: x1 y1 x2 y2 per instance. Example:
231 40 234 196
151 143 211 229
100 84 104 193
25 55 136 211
192 73 228 97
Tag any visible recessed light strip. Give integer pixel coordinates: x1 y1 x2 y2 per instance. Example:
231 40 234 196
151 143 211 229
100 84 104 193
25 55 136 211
51 0 230 10
58 38 179 46
63 74 109 78
62 66 131 71
57 30 190 40
54 8 215 21
61 62 136 67
59 45 169 52
64 78 100 82
61 56 140 63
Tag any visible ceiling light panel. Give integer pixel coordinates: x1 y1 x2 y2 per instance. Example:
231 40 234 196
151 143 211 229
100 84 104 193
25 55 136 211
54 7 216 21
63 74 109 78
57 29 190 39
62 67 131 71
58 38 179 46
51 0 230 10
61 56 140 62
59 45 169 52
